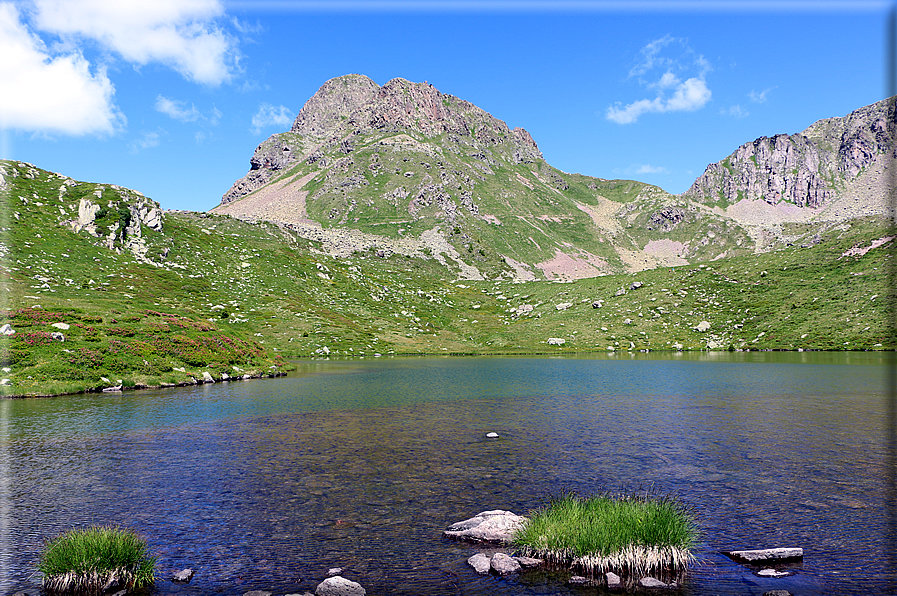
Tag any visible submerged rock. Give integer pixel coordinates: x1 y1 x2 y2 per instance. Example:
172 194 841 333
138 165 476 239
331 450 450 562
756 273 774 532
757 568 791 577
639 576 675 588
444 510 528 544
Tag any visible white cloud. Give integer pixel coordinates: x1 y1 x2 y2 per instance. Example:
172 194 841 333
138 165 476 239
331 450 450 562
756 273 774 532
127 130 161 153
627 163 668 175
749 87 774 103
251 103 294 134
31 0 238 86
154 95 222 125
607 36 712 125
155 95 201 122
0 2 124 135
721 105 749 118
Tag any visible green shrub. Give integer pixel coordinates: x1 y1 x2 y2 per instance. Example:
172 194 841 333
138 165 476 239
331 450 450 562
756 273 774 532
513 492 698 578
38 525 155 594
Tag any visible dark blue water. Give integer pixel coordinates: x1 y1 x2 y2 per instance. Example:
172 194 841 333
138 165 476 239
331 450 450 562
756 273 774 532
1 353 893 595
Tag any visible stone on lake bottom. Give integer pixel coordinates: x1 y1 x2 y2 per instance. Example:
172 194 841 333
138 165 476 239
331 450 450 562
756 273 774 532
467 553 491 574
640 577 672 588
444 510 527 544
316 576 366 596
327 567 343 577
243 591 272 596
757 568 790 578
490 552 521 575
568 575 590 585
763 591 792 596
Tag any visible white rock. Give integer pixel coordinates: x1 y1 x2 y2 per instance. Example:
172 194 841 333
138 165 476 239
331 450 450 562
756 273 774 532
51 322 70 330
202 371 214 383
490 552 521 575
723 547 803 563
315 576 365 596
555 302 573 311
606 571 622 588
695 320 712 332
547 338 566 345
444 510 528 544
0 379 10 386
0 324 14 336
467 553 491 574
486 432 499 438
757 568 790 577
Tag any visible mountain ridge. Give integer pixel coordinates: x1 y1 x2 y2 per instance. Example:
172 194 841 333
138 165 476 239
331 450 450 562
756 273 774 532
215 75 892 283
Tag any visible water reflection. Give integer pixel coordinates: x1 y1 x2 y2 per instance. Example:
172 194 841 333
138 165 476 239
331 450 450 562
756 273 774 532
3 354 892 595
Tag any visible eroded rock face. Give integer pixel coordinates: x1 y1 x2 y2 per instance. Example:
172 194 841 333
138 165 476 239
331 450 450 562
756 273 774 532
684 96 895 208
443 510 528 544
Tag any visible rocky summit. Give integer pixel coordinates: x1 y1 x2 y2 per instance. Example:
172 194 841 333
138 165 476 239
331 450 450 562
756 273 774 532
215 75 894 281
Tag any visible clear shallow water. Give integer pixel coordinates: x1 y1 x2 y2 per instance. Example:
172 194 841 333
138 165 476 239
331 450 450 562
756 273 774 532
1 352 893 595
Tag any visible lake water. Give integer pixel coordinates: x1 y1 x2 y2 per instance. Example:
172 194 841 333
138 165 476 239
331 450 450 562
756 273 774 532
2 352 894 595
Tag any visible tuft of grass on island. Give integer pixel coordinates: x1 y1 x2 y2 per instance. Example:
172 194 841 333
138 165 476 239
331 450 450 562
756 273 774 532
513 492 698 581
1 160 894 397
38 525 156 594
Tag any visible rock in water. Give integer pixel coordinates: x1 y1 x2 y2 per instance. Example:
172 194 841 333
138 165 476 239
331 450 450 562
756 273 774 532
639 577 671 588
490 553 521 575
757 568 790 577
722 548 803 563
315 576 366 596
444 510 528 544
171 569 194 582
467 553 491 574
606 571 622 589
514 556 542 568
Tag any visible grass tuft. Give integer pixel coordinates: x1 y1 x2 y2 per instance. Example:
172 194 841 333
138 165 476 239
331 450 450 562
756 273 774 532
38 525 155 594
513 491 698 578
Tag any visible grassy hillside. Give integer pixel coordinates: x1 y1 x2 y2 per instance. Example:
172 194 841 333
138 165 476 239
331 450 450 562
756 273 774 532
1 160 893 397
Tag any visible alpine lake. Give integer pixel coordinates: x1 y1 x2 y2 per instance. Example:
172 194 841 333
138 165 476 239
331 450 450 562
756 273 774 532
2 352 893 595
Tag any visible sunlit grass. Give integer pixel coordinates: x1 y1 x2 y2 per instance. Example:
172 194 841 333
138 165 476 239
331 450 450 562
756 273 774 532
513 492 698 577
38 526 155 594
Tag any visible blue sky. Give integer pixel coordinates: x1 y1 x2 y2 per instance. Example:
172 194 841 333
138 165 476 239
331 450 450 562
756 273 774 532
1 1 893 212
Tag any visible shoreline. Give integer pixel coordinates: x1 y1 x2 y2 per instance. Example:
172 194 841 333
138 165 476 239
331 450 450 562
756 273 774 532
2 347 891 399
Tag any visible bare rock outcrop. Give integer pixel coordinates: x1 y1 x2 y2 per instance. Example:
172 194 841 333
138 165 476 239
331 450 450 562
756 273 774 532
684 96 895 209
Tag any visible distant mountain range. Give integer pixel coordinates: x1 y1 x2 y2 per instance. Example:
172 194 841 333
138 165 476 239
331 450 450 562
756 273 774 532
214 74 894 280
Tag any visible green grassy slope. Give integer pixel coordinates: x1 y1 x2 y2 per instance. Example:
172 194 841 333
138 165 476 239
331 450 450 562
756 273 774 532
1 160 893 397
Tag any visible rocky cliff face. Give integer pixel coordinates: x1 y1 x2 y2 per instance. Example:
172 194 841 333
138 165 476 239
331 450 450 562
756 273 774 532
684 96 895 208
222 75 542 205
